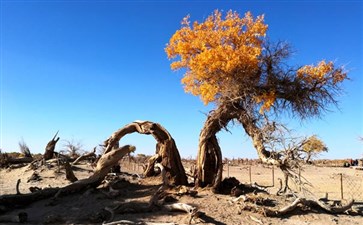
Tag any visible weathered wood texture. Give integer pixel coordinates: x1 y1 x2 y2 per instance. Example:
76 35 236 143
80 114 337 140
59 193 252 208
103 121 187 186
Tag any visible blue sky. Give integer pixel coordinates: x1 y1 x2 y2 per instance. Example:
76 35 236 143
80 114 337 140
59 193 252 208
1 0 362 159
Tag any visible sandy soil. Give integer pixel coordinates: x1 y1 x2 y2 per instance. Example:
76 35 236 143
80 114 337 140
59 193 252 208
0 162 362 225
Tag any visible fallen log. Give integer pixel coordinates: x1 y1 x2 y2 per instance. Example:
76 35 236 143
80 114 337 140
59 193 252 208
0 145 135 211
72 147 96 165
238 196 355 216
56 145 136 196
6 157 33 164
0 188 60 210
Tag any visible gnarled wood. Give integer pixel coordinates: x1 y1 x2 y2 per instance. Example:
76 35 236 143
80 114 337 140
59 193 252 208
64 160 78 182
196 104 238 190
58 145 136 195
237 109 280 166
43 131 60 160
0 145 135 211
103 121 187 186
72 147 96 165
196 103 282 190
6 157 34 165
238 196 355 216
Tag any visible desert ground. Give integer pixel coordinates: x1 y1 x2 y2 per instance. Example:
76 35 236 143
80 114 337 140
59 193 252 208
0 159 362 225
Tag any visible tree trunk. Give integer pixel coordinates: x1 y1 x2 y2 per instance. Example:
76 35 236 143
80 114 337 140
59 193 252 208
305 153 312 164
43 131 60 160
237 110 280 166
196 103 282 190
7 157 33 164
196 104 238 190
103 121 187 186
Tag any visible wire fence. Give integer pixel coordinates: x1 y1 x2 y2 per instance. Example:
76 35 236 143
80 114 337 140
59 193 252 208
1 160 362 203
332 173 363 202
119 160 145 174
221 162 363 203
118 160 363 203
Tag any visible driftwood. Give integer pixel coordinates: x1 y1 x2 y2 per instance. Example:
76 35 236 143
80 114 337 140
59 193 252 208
103 120 187 185
72 147 96 165
263 198 355 216
56 145 136 196
6 157 33 165
164 203 200 224
235 194 355 216
64 160 78 182
0 188 60 210
43 131 60 160
0 145 135 212
155 163 168 187
106 173 198 222
106 194 198 224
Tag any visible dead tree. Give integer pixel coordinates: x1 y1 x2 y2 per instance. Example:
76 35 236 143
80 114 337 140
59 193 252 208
18 139 32 158
43 131 60 160
103 120 188 186
57 145 136 195
0 145 135 211
72 147 97 165
233 194 355 216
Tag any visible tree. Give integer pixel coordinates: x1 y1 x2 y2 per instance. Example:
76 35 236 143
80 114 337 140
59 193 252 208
61 139 84 158
18 139 32 158
302 135 328 163
166 10 347 190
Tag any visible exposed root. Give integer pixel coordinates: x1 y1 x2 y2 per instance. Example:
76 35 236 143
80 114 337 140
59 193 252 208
16 179 21 195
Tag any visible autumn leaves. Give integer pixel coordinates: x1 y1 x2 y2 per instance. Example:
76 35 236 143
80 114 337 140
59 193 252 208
165 10 268 105
166 9 347 114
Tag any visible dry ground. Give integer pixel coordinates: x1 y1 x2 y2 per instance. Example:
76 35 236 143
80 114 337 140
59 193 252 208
0 162 362 225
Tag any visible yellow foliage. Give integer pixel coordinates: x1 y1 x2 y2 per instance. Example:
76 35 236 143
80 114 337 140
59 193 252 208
166 10 268 105
303 135 328 153
255 91 276 114
297 60 347 85
166 9 347 115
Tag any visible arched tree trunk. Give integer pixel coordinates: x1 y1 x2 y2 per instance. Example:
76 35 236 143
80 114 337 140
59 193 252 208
237 110 281 166
196 104 238 191
103 121 187 186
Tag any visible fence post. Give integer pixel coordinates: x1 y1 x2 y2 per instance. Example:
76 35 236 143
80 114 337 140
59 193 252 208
298 167 301 191
227 160 230 178
272 165 275 187
249 165 252 184
340 173 344 200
